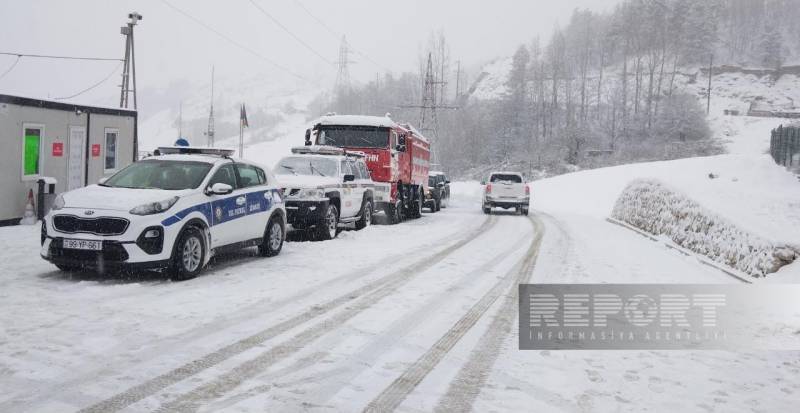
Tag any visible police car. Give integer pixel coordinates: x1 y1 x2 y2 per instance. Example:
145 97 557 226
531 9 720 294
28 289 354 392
274 146 388 240
40 147 286 280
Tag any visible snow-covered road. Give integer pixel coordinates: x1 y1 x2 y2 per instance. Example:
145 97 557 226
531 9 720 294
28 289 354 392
4 182 795 412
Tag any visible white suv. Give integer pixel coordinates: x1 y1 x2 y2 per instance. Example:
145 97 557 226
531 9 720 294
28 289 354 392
41 147 286 280
482 171 530 215
275 146 388 240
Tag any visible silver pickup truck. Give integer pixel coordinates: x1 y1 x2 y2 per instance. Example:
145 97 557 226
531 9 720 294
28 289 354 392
481 171 530 215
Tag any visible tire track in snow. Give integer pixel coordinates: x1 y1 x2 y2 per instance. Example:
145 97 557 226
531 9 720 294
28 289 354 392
229 228 533 411
37 213 485 408
15 214 483 412
433 214 548 412
362 214 544 413
79 216 498 413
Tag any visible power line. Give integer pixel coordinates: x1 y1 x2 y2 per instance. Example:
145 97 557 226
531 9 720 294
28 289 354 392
160 0 311 83
291 0 392 73
0 55 21 81
247 0 334 66
54 61 124 100
0 52 122 62
292 0 338 38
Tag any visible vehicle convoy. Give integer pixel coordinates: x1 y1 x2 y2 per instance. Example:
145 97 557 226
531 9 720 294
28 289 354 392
424 171 451 212
40 147 286 280
481 171 530 215
274 146 388 240
304 114 430 224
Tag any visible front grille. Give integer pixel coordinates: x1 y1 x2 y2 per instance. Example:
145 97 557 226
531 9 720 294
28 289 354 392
53 215 130 236
49 239 129 262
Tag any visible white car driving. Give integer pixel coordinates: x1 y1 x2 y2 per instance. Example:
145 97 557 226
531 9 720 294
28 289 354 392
40 147 286 280
482 171 530 215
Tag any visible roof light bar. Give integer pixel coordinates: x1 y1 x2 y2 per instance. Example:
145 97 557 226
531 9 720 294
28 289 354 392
291 145 345 156
157 146 235 157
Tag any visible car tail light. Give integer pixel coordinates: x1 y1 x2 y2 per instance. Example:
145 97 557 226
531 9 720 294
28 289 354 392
486 183 492 193
525 185 530 195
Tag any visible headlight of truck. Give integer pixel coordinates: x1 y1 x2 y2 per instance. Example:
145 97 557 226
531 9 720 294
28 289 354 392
129 196 179 216
51 194 65 211
296 188 325 199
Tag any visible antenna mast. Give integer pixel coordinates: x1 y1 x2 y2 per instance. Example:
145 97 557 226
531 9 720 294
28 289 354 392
205 66 216 147
119 12 142 109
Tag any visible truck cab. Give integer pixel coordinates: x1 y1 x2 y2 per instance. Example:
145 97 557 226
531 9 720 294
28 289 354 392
304 114 430 224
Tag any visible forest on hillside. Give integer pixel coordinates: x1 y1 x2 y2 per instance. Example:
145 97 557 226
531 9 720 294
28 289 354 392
319 0 800 178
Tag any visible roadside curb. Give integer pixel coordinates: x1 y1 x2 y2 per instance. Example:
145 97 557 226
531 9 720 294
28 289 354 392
604 217 753 284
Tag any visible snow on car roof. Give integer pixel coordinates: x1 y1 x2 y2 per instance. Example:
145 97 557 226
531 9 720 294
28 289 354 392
429 171 446 176
490 171 523 176
312 114 398 128
310 114 430 144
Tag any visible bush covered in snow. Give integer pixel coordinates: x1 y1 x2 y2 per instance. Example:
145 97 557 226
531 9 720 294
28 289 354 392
611 179 797 277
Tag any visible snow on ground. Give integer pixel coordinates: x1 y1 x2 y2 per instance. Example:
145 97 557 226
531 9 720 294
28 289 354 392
468 57 512 102
612 179 796 277
0 204 483 411
3 63 800 411
463 113 800 411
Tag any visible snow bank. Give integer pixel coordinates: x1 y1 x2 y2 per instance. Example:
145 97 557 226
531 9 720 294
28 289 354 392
611 179 797 277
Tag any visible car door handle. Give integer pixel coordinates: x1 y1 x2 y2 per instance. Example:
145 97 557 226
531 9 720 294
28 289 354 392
236 196 246 206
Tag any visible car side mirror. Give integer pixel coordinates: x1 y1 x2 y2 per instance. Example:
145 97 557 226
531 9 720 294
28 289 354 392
445 180 450 184
343 174 355 182
98 177 109 185
304 129 312 146
395 144 406 152
209 182 233 195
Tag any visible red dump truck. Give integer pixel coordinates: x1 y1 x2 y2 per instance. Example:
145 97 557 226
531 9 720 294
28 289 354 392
304 114 430 223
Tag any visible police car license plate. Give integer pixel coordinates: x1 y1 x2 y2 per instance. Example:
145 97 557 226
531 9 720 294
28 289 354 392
63 239 103 251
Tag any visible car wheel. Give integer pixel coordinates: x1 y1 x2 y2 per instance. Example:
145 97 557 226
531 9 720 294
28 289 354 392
482 206 491 214
409 189 423 219
355 200 372 230
258 215 284 257
169 226 205 281
435 197 441 212
521 207 529 216
315 204 339 240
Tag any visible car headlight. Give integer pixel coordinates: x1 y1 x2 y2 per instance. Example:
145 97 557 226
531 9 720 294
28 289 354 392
129 196 179 216
51 194 65 211
296 188 325 199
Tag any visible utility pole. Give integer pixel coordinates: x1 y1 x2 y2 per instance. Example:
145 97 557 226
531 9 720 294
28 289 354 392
205 66 216 147
334 36 355 112
178 101 183 139
398 53 459 166
119 12 142 109
706 53 713 115
455 60 462 103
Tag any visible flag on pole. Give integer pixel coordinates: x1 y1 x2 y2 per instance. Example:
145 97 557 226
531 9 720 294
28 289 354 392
240 103 249 128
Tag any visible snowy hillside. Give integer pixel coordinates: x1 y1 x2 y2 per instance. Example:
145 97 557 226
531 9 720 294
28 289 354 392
466 59 800 119
138 71 319 168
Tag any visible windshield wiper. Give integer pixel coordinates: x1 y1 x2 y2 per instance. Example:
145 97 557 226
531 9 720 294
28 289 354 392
309 162 326 177
280 164 298 175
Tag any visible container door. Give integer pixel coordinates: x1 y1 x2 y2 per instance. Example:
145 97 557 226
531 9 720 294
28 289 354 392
68 126 86 190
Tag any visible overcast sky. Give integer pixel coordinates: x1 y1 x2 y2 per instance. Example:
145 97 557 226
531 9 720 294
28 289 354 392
0 0 619 110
